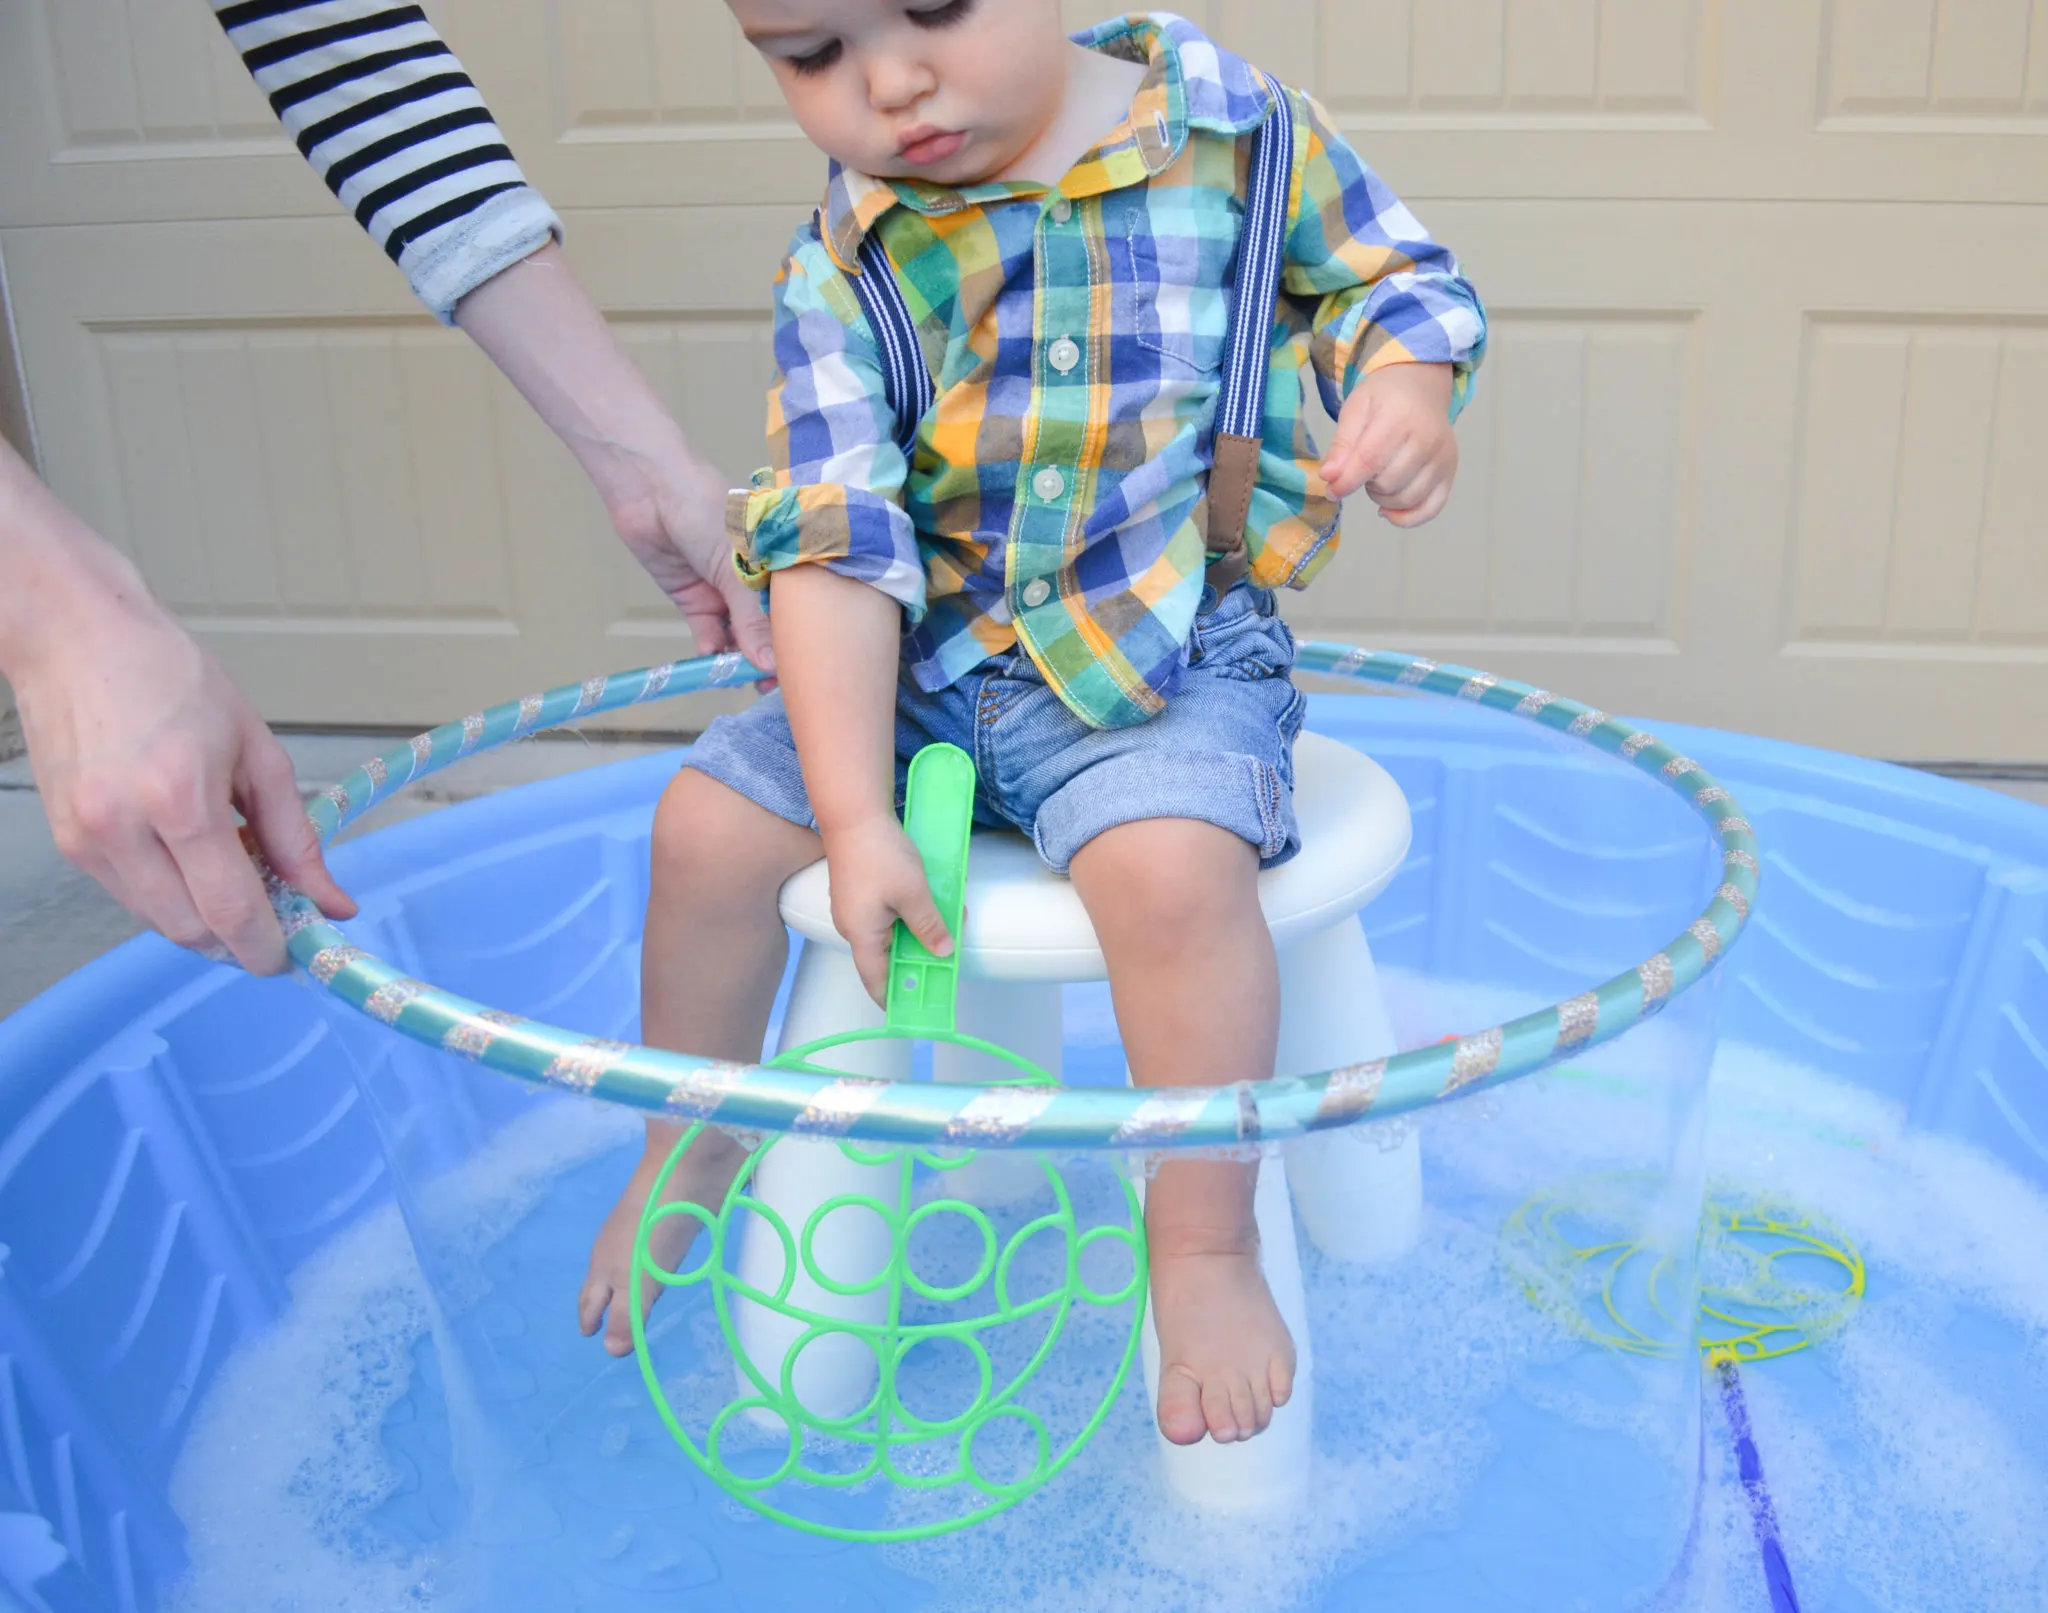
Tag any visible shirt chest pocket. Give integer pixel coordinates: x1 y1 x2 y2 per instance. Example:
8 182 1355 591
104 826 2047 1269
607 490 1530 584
1119 195 1234 377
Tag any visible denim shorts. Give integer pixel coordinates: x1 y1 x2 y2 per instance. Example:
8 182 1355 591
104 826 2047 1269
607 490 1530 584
684 582 1306 872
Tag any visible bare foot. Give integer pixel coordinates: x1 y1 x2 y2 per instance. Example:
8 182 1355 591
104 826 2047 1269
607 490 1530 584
579 1124 746 1357
1147 1202 1296 1446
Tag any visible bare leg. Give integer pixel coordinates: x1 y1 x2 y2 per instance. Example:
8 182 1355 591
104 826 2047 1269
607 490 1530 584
577 769 822 1356
1068 819 1295 1446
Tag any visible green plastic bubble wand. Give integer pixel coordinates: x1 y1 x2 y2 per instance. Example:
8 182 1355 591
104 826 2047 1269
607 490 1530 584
630 743 1149 1541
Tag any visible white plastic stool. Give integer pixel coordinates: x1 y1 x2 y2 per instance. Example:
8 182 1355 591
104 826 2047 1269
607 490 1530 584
737 732 1417 1502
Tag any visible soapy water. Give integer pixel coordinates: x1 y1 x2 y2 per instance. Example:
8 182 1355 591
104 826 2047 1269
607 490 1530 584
162 1092 644 1613
1688 1048 2048 1613
159 973 2048 1612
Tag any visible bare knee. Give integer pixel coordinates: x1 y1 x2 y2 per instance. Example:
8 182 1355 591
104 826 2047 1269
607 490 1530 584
650 769 819 922
1070 819 1261 945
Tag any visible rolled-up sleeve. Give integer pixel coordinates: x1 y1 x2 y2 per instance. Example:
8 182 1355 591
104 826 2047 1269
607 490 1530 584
210 0 560 323
729 233 926 617
1281 91 1488 421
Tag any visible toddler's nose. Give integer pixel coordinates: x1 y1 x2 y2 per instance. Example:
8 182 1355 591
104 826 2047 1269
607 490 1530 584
867 51 937 113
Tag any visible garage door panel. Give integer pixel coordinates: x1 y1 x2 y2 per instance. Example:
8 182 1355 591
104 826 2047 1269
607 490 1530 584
0 1 297 217
1485 322 1606 630
1297 308 1695 642
1924 0 2044 112
1376 371 1492 630
1825 0 2048 117
1788 325 1913 640
1884 329 2007 639
4 219 600 713
90 318 530 628
1789 317 2048 650
1577 320 1694 632
1505 0 1606 106
1174 0 1715 115
320 333 468 616
97 333 215 610
1977 340 2048 641
41 0 274 151
550 0 786 132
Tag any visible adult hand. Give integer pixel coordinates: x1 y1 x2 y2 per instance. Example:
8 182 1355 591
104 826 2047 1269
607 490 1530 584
2 448 355 973
453 245 774 676
584 432 777 677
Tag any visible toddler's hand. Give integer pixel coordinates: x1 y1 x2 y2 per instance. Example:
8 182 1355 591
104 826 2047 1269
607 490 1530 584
1319 363 1459 529
821 815 955 1006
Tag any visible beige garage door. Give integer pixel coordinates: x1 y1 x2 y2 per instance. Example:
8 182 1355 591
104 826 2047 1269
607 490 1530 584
2 0 2044 759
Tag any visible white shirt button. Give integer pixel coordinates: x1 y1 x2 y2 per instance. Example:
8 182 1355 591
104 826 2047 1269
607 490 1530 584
1022 577 1052 608
1032 466 1066 502
1048 337 1081 375
1049 197 1073 224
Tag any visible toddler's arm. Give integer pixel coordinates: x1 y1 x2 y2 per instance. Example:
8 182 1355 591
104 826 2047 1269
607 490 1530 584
772 567 952 1003
729 235 928 616
1280 93 1488 527
732 229 946 999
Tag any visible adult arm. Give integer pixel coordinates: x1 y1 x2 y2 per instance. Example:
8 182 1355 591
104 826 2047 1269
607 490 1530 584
208 1 772 663
0 437 356 973
210 0 557 322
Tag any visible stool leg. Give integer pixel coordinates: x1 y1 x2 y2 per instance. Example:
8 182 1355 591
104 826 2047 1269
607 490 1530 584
735 942 907 1425
932 976 1062 1207
1277 919 1423 1265
1136 1159 1314 1510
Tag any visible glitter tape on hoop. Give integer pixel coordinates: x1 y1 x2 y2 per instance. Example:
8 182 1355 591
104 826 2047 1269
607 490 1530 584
277 647 1758 1152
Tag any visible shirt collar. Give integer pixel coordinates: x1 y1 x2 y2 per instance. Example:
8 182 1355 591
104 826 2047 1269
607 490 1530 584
820 12 1277 274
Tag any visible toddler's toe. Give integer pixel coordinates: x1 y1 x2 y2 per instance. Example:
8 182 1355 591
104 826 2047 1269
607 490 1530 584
1202 1374 1244 1444
577 1274 611 1340
603 1289 640 1357
1236 1375 1269 1432
1158 1364 1210 1446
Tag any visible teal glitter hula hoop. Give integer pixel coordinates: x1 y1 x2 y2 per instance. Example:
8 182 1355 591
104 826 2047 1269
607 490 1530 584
272 645 1757 1152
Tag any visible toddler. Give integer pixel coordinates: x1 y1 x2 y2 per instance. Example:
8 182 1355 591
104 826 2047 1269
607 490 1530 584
579 1 1485 1448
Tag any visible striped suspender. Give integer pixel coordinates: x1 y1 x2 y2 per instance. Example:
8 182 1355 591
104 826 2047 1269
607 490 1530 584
1205 71 1295 589
847 232 937 455
847 72 1295 585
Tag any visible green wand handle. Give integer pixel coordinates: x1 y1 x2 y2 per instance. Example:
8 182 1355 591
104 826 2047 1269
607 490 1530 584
884 743 977 1036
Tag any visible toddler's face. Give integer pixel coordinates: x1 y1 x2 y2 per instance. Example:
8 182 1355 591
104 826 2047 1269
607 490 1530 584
727 0 1071 184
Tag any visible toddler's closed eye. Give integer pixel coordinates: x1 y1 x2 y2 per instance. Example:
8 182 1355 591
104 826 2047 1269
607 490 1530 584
786 40 844 76
906 0 976 28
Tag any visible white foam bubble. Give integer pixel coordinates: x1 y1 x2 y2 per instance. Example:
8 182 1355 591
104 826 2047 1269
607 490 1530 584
1692 1046 2048 1609
160 968 2048 1612
163 1098 636 1613
874 1178 1649 1612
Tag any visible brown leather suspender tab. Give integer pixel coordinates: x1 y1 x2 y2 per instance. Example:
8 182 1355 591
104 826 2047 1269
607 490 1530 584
1204 433 1260 590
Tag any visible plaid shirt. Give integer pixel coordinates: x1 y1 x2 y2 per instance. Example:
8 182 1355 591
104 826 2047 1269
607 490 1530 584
730 13 1486 731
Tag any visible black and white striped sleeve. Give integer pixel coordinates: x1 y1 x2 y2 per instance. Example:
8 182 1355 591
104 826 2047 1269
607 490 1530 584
210 1 561 324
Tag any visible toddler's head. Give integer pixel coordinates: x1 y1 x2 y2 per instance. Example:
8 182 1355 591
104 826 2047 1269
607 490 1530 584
727 0 1073 184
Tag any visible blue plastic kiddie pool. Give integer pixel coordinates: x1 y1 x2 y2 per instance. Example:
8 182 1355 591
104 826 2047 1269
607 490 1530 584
1 649 2043 1613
